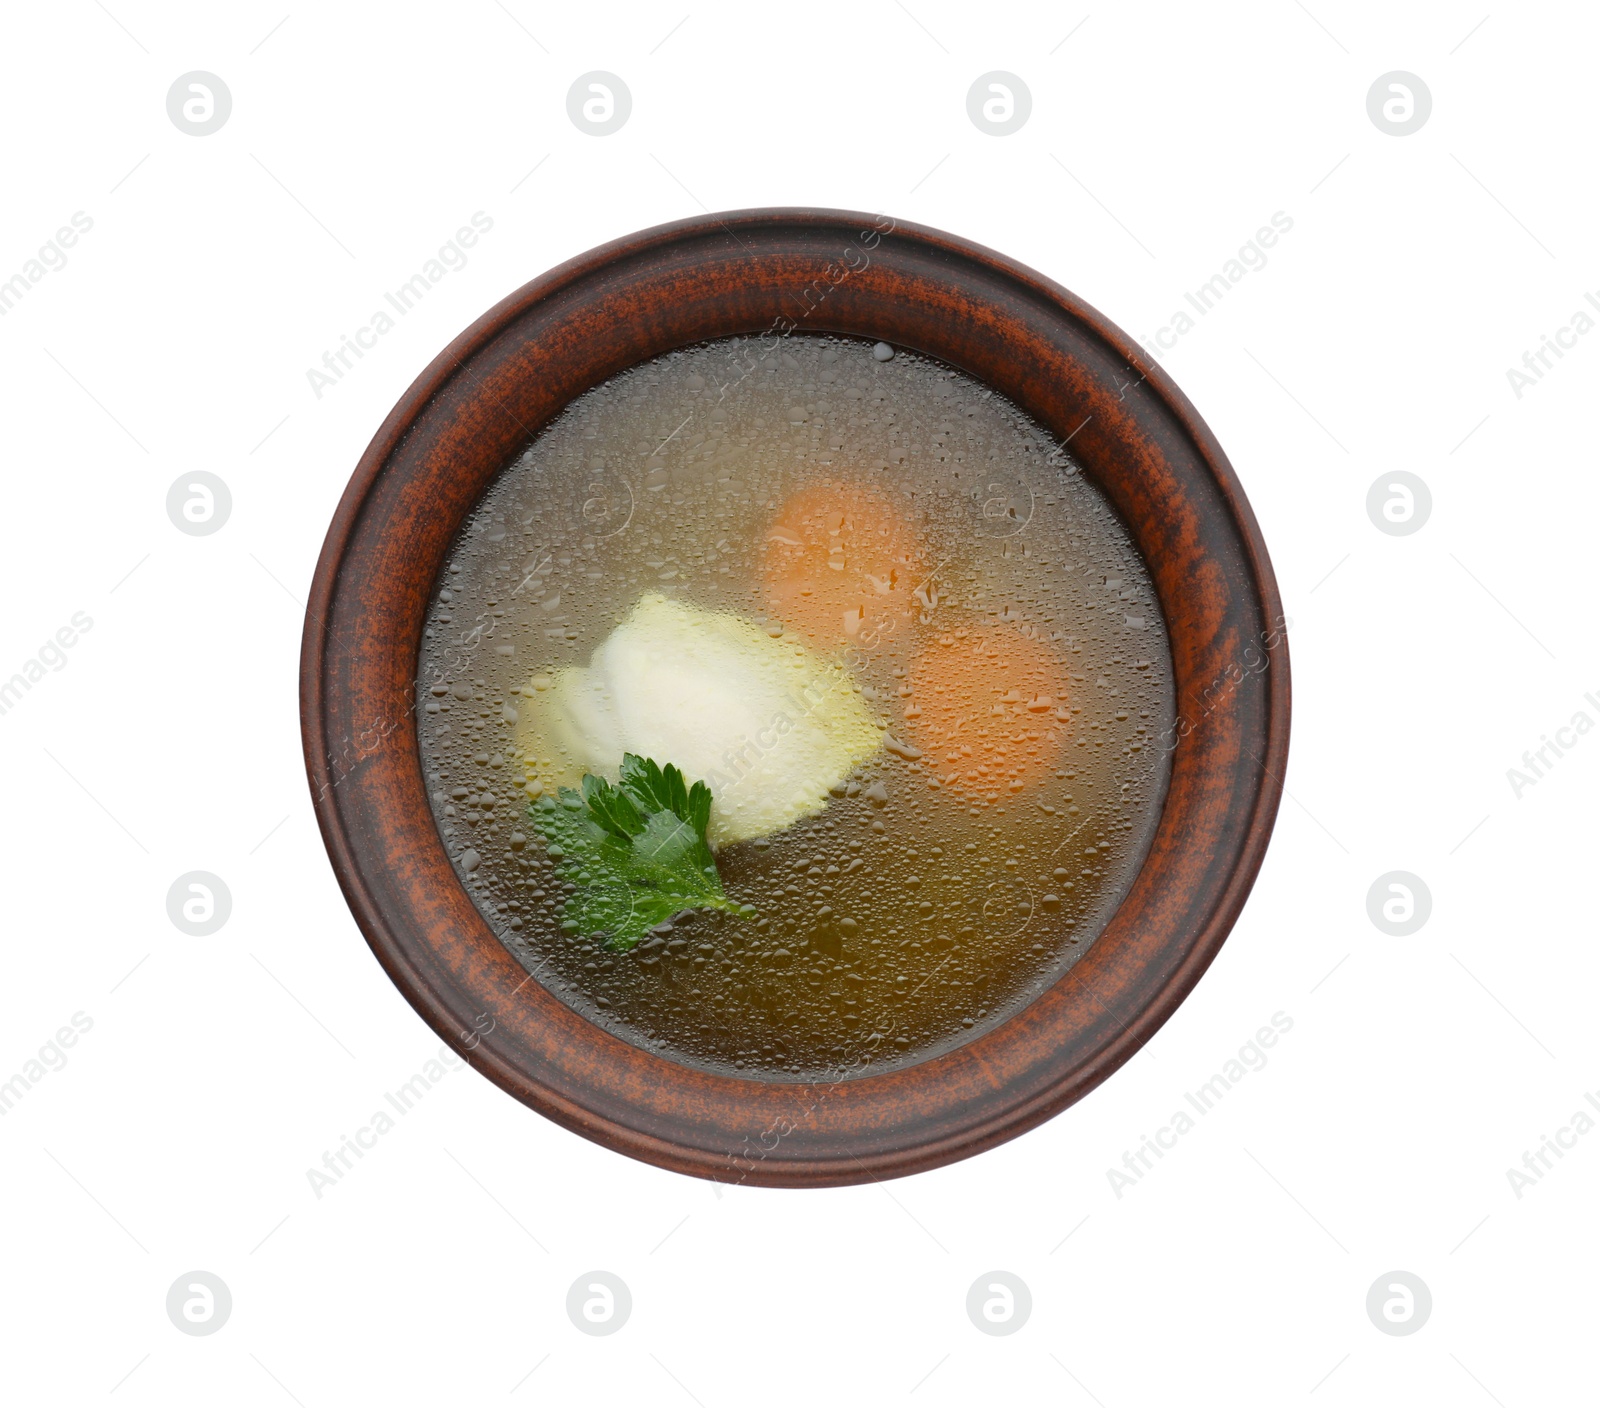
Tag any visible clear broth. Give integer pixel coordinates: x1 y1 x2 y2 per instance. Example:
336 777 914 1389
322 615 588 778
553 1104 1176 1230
418 334 1173 1080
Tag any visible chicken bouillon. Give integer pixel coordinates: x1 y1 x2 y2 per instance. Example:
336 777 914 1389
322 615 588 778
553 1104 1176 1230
418 335 1173 1080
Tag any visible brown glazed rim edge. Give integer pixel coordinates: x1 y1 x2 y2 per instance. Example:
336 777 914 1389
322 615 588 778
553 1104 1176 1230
301 208 1290 1187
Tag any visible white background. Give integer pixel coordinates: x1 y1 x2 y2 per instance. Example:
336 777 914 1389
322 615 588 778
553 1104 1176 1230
2 1 1595 1402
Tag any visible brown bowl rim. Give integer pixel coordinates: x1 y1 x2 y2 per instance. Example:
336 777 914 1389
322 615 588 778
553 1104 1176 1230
301 207 1289 1187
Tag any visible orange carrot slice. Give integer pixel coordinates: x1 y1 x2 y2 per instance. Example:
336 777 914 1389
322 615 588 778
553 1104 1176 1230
903 627 1070 800
762 483 927 649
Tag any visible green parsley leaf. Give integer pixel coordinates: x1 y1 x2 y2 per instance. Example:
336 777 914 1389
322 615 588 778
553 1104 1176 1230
528 753 753 951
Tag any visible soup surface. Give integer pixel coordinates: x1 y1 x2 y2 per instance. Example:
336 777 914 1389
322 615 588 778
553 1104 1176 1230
418 334 1173 1080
